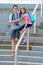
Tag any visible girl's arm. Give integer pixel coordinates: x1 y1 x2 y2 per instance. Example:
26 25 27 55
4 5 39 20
17 16 23 22
24 16 28 29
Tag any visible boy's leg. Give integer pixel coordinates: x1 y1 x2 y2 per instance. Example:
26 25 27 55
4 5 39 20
15 38 19 44
14 30 21 49
11 39 15 52
11 30 16 56
15 30 20 44
11 38 15 56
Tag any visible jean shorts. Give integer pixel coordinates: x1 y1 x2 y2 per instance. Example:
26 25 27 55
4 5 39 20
11 30 20 39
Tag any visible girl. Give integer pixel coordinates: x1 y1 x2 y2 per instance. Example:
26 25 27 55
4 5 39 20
19 7 33 30
18 7 33 45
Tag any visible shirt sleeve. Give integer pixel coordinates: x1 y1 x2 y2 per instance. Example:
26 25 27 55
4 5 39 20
9 13 12 20
23 14 28 20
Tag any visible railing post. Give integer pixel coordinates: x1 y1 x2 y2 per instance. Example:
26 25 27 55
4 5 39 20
15 49 17 65
34 11 36 34
27 28 29 51
41 2 42 17
32 4 39 34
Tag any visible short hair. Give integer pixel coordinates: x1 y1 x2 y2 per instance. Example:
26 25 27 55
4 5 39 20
20 7 26 14
13 5 18 9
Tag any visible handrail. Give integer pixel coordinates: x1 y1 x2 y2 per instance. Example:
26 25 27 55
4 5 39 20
15 2 42 65
32 4 39 15
15 29 27 65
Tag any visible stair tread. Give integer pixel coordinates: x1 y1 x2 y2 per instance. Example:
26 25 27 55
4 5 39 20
0 61 43 64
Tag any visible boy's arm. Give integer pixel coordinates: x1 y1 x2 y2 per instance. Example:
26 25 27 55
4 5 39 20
9 19 19 23
9 13 23 23
9 13 20 23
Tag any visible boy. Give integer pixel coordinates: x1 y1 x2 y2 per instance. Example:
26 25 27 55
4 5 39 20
9 5 21 56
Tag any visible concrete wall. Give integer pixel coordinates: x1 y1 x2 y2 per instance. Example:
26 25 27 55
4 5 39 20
0 4 43 32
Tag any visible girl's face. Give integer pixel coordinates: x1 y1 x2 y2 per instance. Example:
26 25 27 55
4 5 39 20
21 9 25 14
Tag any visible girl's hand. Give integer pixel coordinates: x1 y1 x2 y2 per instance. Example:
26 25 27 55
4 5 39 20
17 19 20 22
24 27 26 30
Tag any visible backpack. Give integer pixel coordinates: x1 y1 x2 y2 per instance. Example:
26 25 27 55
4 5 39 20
12 13 21 20
27 12 35 24
12 13 21 25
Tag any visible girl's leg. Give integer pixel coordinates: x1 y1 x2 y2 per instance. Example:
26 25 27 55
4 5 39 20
18 24 33 32
19 24 25 35
20 24 33 45
26 24 33 28
19 24 25 31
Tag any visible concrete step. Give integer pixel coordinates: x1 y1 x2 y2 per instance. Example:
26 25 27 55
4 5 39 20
0 32 43 37
18 55 43 63
30 33 43 37
0 28 38 36
0 41 11 45
0 42 42 47
0 36 11 40
32 46 43 51
1 36 43 43
37 29 43 34
30 42 43 46
39 22 43 29
0 41 43 47
0 49 11 55
18 50 43 57
0 36 43 44
0 44 43 50
0 55 43 64
0 50 43 65
0 44 27 50
0 56 14 61
29 36 43 44
0 46 27 50
0 50 43 57
0 61 43 65
29 37 43 43
0 63 14 65
0 55 43 63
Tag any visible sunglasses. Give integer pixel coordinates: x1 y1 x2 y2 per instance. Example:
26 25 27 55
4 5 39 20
14 7 18 9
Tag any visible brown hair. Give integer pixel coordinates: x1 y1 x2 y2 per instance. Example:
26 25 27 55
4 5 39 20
20 7 26 14
13 5 18 9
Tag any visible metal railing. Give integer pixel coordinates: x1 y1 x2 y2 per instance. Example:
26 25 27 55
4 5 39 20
0 1 42 65
15 2 42 65
15 29 27 65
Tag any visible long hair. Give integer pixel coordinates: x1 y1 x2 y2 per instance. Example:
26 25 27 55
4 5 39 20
20 7 26 14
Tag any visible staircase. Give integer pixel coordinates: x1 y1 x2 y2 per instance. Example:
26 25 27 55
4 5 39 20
0 47 43 65
0 23 43 65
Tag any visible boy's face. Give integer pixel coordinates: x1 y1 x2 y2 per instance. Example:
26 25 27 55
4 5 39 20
13 7 18 13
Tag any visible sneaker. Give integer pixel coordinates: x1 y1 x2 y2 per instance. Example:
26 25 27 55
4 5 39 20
18 46 21 48
11 51 15 56
20 37 26 45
